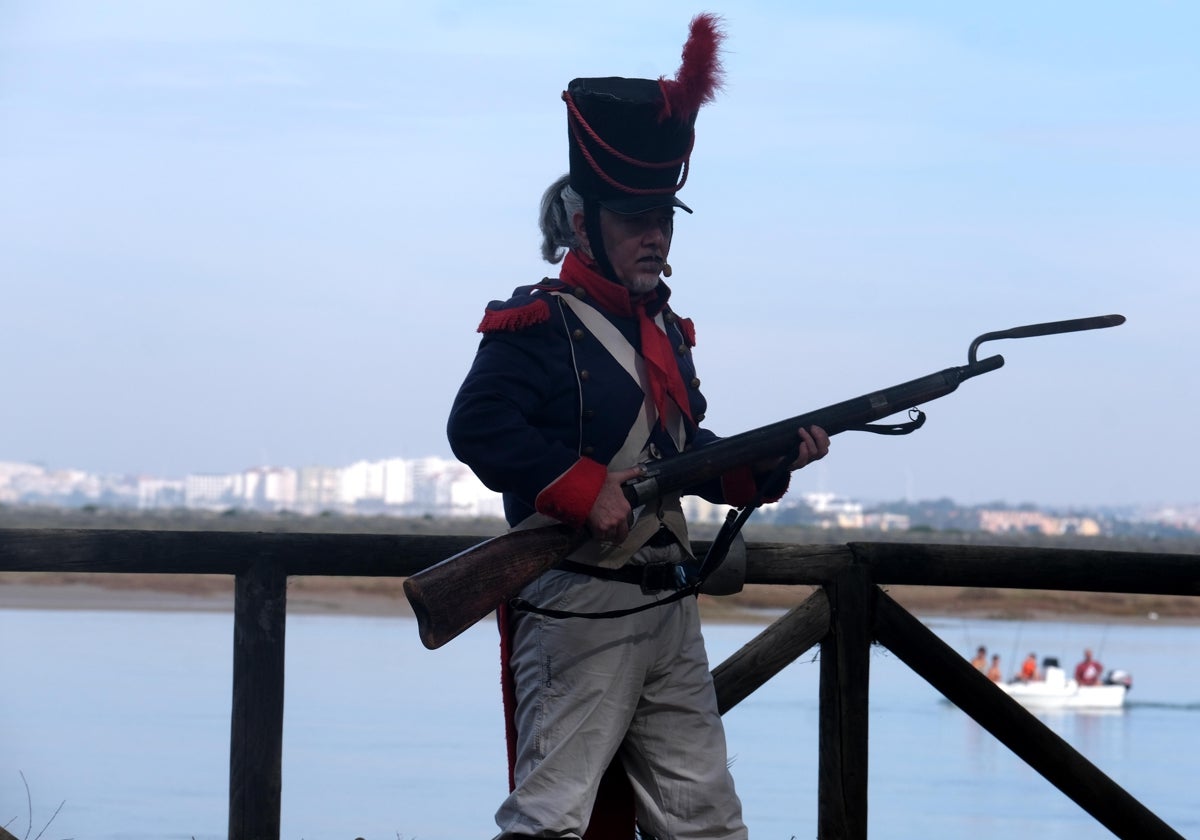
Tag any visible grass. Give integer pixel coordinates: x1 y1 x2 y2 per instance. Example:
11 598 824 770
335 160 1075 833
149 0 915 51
3 772 65 840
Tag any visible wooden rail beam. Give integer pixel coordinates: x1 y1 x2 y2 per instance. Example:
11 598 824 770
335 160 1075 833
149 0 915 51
3 530 1197 597
711 588 830 714
849 542 1200 594
740 543 856 585
0 528 479 577
735 540 1200 595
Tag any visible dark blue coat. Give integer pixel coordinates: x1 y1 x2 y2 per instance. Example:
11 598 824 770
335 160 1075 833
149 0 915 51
447 274 745 529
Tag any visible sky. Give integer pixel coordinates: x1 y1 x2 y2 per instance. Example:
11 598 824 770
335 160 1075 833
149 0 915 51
2 1 1197 509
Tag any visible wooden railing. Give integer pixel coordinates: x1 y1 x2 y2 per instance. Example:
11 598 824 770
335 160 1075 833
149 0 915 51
1 529 1196 839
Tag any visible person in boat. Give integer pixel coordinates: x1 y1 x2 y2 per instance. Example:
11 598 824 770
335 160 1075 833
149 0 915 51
1017 652 1040 682
445 14 830 840
1075 648 1104 686
970 645 988 671
987 653 1003 682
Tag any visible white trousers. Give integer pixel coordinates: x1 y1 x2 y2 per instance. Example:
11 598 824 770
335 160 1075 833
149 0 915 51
495 566 747 840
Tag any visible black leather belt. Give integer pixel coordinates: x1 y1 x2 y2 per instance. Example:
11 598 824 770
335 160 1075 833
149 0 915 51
559 559 700 594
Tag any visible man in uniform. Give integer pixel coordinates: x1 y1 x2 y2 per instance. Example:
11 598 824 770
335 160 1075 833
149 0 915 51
447 14 830 839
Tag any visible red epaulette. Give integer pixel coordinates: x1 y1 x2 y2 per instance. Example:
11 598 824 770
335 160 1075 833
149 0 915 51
676 315 697 347
477 298 552 334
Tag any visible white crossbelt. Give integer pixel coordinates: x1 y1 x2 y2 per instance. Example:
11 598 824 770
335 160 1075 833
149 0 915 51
556 293 686 468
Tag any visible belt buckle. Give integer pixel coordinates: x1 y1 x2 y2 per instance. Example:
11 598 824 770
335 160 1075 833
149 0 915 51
640 563 684 595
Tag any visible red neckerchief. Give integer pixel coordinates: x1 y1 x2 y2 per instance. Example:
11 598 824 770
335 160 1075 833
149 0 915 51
559 251 694 429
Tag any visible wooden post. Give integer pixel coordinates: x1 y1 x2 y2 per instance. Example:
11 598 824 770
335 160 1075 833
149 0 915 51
228 557 288 840
874 590 1185 840
818 565 873 840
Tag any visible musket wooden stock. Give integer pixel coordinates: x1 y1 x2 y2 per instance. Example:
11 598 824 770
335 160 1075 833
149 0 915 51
404 523 585 649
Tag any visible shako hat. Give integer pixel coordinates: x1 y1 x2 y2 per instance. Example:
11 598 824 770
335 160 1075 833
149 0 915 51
564 13 725 215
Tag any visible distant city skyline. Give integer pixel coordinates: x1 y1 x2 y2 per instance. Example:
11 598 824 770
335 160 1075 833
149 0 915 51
4 2 1197 509
7 452 1200 542
3 451 1196 516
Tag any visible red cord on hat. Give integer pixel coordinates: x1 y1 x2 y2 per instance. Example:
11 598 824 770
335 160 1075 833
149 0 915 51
563 91 695 197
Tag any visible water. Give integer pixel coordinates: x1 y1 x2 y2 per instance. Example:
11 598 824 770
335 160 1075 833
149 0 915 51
2 606 1198 840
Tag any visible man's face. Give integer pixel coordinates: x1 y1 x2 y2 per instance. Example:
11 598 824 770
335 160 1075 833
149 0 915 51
575 206 674 294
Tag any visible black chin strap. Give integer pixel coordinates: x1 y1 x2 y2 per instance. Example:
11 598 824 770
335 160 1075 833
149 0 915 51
583 200 620 283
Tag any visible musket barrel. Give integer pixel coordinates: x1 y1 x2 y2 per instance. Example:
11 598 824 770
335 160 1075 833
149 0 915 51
623 363 985 507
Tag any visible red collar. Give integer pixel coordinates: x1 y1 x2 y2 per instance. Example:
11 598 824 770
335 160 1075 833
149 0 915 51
558 251 671 317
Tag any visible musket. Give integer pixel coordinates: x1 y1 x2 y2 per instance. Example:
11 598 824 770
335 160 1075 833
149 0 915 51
404 314 1125 649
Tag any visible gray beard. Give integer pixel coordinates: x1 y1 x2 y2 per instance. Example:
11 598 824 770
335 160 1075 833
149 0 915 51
624 274 660 295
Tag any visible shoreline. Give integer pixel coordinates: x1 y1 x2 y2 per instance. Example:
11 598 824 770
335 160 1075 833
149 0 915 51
0 574 410 617
3 572 1196 626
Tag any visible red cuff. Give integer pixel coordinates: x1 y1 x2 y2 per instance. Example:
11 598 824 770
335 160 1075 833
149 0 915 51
535 457 608 528
721 466 791 507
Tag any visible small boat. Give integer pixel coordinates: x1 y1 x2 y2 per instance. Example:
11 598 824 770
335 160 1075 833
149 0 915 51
996 658 1132 710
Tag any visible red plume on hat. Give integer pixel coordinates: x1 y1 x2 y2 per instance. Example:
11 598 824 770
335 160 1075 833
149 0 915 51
657 13 726 122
